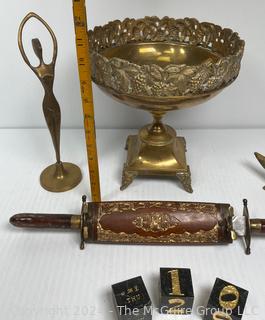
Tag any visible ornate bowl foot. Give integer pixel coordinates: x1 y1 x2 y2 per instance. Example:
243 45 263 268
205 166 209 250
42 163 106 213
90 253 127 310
176 167 193 193
120 164 138 190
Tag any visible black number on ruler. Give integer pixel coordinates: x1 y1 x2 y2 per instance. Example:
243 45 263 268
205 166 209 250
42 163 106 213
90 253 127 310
84 98 91 104
79 58 85 65
74 16 85 27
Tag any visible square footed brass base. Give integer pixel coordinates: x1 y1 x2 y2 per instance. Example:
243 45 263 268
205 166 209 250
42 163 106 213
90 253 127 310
120 134 193 193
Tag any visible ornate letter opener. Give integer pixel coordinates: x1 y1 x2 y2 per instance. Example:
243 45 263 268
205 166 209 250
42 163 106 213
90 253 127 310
10 198 265 254
18 13 82 192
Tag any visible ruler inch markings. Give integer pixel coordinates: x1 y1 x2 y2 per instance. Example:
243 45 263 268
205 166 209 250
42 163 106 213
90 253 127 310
73 0 101 202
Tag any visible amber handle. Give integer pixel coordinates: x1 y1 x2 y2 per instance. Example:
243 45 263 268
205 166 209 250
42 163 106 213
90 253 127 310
250 219 265 234
9 214 78 229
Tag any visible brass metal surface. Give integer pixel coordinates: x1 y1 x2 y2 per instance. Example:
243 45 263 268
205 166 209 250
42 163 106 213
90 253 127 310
213 311 232 320
89 17 244 191
231 230 237 241
219 285 240 311
97 223 219 243
97 201 219 216
243 199 251 255
168 269 184 296
70 215 81 229
132 212 179 232
120 131 192 192
18 13 82 192
80 195 91 249
40 162 82 192
250 219 262 232
254 152 265 189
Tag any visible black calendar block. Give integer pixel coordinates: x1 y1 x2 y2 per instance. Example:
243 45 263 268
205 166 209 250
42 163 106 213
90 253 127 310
159 267 194 315
204 278 248 320
112 276 152 320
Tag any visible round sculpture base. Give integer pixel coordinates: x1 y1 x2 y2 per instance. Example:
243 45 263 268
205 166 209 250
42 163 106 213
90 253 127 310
40 162 82 192
120 124 193 193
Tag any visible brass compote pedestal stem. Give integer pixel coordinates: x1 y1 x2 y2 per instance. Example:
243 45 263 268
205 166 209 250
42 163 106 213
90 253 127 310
121 111 192 192
18 13 82 192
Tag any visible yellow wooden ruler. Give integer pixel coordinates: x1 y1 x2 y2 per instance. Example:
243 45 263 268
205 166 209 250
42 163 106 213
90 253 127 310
72 0 101 202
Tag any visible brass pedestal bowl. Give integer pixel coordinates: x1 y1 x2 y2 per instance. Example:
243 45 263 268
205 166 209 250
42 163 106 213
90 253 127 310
89 17 244 192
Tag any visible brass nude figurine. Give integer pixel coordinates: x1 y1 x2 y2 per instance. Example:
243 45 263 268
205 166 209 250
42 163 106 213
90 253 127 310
18 12 82 192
